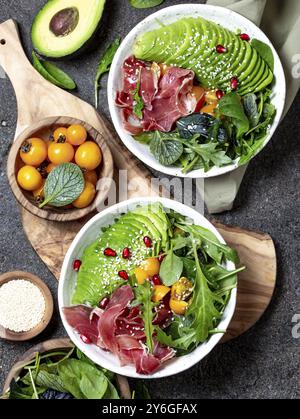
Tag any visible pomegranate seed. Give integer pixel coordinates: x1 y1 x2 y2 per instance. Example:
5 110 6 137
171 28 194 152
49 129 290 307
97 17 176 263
158 251 165 263
118 270 129 281
230 77 238 90
216 90 224 100
73 259 82 271
152 274 162 286
80 334 92 344
99 297 110 309
122 247 131 259
143 236 152 248
104 248 117 257
240 33 250 42
216 44 227 53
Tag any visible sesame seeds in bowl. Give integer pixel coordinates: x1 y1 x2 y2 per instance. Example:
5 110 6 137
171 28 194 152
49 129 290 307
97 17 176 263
107 4 286 178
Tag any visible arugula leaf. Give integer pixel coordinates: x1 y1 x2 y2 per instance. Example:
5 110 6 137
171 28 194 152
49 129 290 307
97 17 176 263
218 92 250 138
129 0 164 9
95 38 120 108
159 249 184 286
150 131 183 166
134 282 155 352
32 51 76 90
40 163 84 208
251 39 274 71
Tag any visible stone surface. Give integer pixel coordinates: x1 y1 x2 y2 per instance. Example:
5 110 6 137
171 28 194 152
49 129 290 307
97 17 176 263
0 0 299 399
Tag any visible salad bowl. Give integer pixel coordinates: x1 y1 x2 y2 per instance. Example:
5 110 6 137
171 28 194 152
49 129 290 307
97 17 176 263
59 197 237 379
108 4 286 178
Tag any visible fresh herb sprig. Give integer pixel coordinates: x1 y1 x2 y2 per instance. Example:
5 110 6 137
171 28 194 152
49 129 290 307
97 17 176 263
129 0 164 9
95 38 120 108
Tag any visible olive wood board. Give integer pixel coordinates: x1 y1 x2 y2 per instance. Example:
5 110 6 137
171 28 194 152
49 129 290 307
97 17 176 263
0 19 276 343
2 338 131 399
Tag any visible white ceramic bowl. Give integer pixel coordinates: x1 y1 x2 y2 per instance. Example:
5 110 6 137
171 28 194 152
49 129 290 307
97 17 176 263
58 197 237 379
108 4 286 178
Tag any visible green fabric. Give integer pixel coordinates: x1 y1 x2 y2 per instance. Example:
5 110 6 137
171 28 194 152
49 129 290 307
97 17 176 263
204 0 300 213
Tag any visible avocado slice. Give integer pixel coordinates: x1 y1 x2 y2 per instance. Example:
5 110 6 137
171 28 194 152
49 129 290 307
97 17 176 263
72 204 170 306
134 17 274 94
31 0 106 59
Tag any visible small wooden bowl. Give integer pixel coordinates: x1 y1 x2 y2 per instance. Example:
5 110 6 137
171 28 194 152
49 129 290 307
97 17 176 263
2 338 131 399
7 116 114 222
0 271 53 341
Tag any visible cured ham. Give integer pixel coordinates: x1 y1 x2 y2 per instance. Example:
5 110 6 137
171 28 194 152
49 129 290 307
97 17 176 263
116 57 197 133
63 285 175 375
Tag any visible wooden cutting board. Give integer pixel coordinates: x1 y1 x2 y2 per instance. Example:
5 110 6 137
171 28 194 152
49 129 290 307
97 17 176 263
0 19 277 342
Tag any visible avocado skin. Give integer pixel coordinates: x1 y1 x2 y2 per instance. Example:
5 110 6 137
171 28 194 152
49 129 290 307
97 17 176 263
133 17 274 95
72 203 169 306
31 0 107 60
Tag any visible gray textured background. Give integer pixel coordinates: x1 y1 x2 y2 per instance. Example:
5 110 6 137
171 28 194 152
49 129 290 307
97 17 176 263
0 0 299 399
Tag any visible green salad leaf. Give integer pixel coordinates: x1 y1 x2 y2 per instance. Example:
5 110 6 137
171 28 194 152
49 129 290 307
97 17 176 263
133 281 155 352
32 51 76 90
129 0 164 9
40 163 85 208
251 39 274 71
218 92 250 138
149 131 183 166
132 76 144 119
160 248 184 286
95 38 120 108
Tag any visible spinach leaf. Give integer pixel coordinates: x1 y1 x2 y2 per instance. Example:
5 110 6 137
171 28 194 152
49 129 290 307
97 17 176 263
218 92 250 138
32 52 76 90
134 131 153 144
177 113 228 143
95 38 120 108
40 163 84 208
58 359 108 399
133 282 155 352
150 131 183 166
129 0 164 8
160 249 184 286
243 93 260 128
251 39 274 71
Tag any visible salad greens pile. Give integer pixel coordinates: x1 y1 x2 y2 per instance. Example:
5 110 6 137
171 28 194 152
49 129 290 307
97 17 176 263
5 347 120 400
135 90 276 173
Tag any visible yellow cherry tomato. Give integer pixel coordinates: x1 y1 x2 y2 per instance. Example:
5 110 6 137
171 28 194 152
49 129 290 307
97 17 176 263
17 166 43 191
171 277 193 301
20 138 48 167
75 141 102 171
152 285 171 303
46 163 57 174
67 124 87 146
134 267 149 285
192 85 206 102
140 258 160 277
205 89 218 103
200 102 218 116
53 127 68 143
72 181 96 209
32 180 45 203
170 298 188 315
48 142 74 165
84 170 98 185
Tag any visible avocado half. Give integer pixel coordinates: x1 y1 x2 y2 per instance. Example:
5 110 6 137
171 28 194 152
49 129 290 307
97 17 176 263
31 0 106 59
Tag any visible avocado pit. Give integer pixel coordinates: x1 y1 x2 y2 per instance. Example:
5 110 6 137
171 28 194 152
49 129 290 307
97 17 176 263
50 7 79 37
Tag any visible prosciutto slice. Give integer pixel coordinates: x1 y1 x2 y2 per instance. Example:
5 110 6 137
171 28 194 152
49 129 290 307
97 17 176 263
116 57 197 133
63 285 175 375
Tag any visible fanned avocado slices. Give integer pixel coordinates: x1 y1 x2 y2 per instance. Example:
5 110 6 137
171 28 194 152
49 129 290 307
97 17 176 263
133 17 273 94
72 203 170 306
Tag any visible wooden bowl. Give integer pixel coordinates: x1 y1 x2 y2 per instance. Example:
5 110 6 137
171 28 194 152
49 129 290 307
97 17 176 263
0 271 53 341
2 338 131 399
7 116 114 222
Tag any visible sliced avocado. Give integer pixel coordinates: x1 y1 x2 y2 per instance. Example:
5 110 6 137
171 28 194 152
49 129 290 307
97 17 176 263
31 0 106 59
72 204 170 305
239 60 267 93
134 17 274 94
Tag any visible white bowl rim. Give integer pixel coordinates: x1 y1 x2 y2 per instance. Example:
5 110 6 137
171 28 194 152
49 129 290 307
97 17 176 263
108 3 286 178
58 197 237 379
